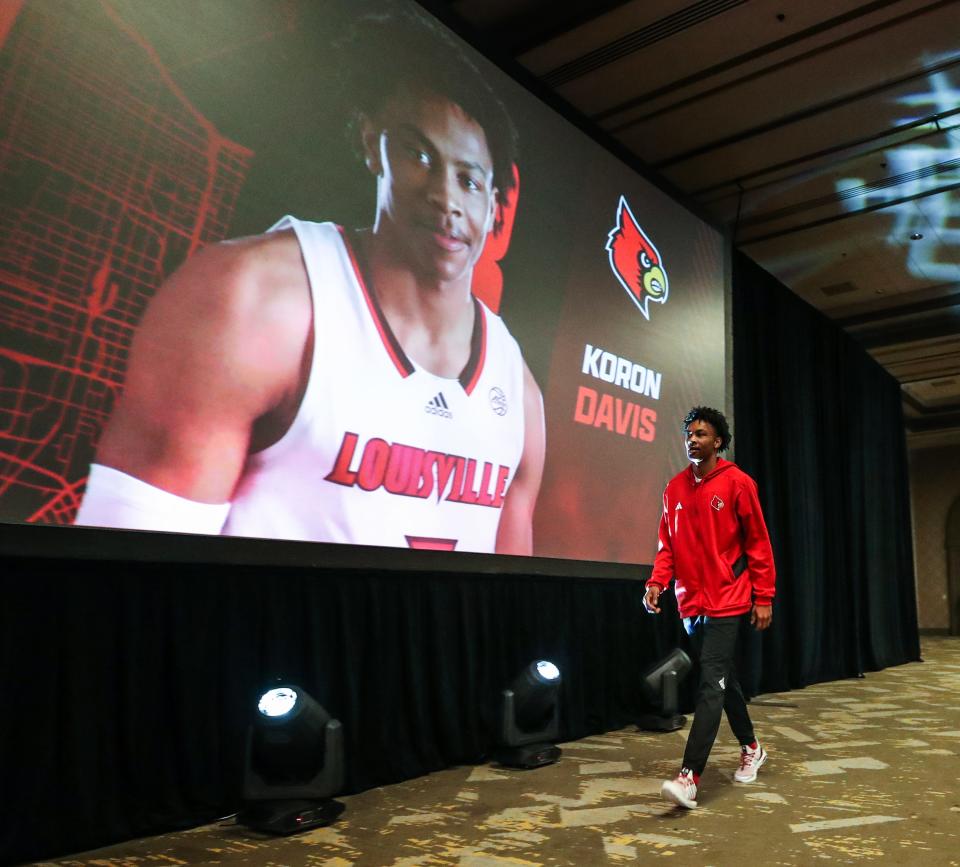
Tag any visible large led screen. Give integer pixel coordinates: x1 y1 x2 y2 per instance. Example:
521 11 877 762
0 0 726 569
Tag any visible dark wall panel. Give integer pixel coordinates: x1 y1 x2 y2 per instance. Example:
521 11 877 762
732 251 920 695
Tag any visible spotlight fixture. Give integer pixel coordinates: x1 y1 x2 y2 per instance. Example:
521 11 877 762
238 684 345 834
496 660 563 769
909 232 924 240
637 648 692 732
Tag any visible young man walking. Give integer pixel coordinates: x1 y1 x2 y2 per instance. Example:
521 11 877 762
644 406 776 808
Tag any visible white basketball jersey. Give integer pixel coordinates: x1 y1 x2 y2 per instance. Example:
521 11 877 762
222 217 526 553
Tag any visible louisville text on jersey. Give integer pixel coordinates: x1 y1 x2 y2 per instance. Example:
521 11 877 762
325 432 511 507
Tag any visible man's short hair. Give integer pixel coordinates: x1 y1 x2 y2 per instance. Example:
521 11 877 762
683 406 731 452
339 4 519 212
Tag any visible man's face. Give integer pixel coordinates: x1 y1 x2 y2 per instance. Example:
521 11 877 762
684 418 721 465
363 88 498 288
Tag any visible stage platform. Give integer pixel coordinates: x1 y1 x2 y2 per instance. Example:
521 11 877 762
31 637 960 867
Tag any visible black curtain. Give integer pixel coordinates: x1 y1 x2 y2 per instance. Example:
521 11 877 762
0 558 692 865
732 252 920 695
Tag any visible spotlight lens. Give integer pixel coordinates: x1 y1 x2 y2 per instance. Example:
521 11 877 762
258 687 298 718
536 661 560 681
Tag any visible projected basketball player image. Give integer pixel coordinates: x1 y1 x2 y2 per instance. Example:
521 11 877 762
75 11 545 555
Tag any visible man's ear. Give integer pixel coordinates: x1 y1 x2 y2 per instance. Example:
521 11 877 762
359 113 382 176
486 186 499 234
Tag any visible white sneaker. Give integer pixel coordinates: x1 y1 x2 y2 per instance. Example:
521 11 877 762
661 768 698 808
734 742 767 783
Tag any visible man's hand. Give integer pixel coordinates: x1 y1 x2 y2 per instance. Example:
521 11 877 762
643 584 662 614
750 603 772 630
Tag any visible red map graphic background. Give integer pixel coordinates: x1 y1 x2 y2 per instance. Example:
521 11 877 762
0 1 253 524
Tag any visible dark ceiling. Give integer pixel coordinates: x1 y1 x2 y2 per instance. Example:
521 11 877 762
443 0 960 449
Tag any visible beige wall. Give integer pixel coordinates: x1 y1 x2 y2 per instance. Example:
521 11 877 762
909 448 960 630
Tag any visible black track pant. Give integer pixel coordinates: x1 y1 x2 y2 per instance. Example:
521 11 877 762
681 614 756 775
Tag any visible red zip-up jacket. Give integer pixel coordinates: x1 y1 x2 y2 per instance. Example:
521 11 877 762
647 458 775 618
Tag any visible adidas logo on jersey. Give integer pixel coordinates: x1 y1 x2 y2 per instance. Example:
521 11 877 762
425 392 453 419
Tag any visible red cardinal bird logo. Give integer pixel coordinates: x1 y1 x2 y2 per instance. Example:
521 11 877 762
605 196 669 320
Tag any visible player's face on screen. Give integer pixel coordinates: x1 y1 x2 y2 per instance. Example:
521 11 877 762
684 419 720 464
363 88 497 287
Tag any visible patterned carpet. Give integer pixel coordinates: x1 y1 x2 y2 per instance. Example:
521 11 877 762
33 637 960 867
